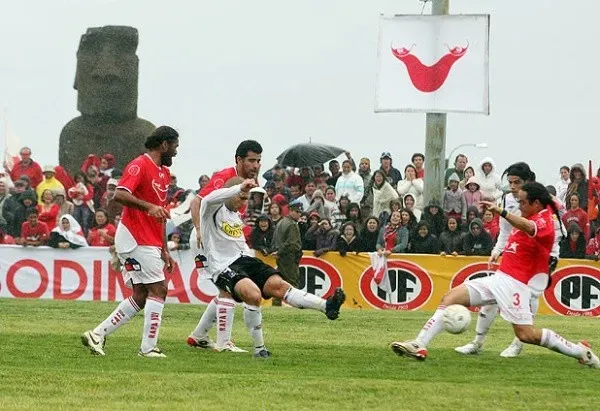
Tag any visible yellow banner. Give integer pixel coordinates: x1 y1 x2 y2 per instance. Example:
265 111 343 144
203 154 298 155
258 252 600 317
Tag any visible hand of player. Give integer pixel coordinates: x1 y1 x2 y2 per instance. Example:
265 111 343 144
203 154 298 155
480 201 501 215
488 251 500 270
162 249 175 273
148 205 169 222
240 179 258 193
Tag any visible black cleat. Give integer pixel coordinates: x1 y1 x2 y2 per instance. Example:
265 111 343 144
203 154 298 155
253 348 272 358
325 288 346 320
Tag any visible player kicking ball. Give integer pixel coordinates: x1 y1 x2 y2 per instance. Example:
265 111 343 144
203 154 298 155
81 126 179 358
199 176 346 357
391 182 599 369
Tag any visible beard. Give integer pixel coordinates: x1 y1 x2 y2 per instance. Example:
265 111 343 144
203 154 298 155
161 153 173 167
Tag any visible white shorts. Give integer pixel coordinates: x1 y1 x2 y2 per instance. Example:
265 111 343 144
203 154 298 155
119 246 165 287
465 271 533 325
528 273 549 298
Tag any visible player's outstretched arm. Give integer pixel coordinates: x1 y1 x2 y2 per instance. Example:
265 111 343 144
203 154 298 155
481 201 536 236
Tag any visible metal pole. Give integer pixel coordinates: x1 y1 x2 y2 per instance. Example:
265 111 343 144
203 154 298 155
423 0 449 205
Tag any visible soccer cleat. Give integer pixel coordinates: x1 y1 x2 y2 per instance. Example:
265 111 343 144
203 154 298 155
186 335 215 349
455 341 483 355
325 288 346 320
500 340 524 358
213 341 248 353
253 347 272 359
578 341 600 369
391 340 428 361
81 330 106 356
138 348 167 358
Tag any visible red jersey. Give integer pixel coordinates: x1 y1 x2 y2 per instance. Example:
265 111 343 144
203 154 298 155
115 154 170 250
499 208 554 284
21 221 49 244
198 167 238 198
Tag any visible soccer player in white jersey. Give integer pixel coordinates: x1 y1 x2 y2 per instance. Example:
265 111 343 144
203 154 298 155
391 182 599 369
81 126 179 358
455 163 565 357
200 176 346 357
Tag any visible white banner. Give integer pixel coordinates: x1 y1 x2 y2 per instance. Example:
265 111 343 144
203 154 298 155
375 14 490 114
0 245 219 304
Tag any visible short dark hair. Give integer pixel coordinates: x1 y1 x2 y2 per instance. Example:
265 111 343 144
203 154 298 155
545 185 557 196
560 166 570 172
455 154 468 164
503 162 535 182
144 126 179 149
521 182 555 208
27 208 39 217
411 153 425 162
235 140 263 159
342 159 352 166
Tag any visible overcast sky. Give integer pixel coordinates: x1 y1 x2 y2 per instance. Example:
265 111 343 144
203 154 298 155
1 0 598 189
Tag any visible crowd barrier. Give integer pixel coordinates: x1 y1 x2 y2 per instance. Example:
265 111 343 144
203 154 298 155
0 245 599 317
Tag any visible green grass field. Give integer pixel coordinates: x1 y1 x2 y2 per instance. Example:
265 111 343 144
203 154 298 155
0 299 598 411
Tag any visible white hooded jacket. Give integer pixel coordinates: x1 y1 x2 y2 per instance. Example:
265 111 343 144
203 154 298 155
335 171 364 204
477 157 503 201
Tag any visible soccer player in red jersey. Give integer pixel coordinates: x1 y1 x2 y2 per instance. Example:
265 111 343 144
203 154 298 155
186 140 263 351
391 182 599 368
81 126 179 358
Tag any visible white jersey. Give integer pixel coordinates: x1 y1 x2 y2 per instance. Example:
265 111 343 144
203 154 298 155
200 185 253 280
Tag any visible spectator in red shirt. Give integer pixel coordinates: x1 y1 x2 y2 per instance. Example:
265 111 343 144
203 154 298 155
16 208 49 246
412 153 425 179
87 209 116 246
8 147 43 189
0 226 15 244
37 189 60 231
482 209 499 243
562 193 590 240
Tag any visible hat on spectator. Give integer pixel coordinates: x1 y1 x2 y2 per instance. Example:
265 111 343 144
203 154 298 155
107 178 119 187
309 211 321 220
257 214 270 221
289 201 303 212
43 165 56 174
53 187 66 197
380 152 392 160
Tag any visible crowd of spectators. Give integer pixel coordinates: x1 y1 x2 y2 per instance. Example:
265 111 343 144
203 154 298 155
1 146 600 261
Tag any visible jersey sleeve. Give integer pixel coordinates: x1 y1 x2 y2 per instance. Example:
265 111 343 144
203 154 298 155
532 214 553 241
117 159 144 194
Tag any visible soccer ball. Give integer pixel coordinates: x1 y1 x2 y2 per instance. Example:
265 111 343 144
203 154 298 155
442 305 471 334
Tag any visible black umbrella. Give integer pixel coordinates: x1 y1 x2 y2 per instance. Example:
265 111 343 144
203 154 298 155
276 143 346 168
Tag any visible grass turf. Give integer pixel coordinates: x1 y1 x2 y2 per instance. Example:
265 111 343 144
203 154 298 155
0 299 598 410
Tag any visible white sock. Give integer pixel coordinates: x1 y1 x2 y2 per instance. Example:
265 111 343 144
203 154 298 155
244 304 265 351
540 328 584 359
140 297 164 353
416 305 446 347
284 287 326 312
216 297 236 347
93 296 141 337
192 298 217 339
473 304 498 345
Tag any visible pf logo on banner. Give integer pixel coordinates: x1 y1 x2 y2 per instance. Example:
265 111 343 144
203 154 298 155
359 260 432 310
298 257 343 300
544 266 600 317
450 262 497 312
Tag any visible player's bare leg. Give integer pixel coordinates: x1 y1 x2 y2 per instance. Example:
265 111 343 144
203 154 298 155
513 324 599 368
263 275 345 320
81 284 146 356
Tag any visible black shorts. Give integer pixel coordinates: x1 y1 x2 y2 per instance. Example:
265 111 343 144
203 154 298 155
214 256 279 302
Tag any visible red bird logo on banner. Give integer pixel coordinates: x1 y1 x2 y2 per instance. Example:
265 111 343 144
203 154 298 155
391 43 468 92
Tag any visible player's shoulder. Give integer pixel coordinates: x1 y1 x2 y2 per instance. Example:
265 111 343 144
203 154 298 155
123 154 149 175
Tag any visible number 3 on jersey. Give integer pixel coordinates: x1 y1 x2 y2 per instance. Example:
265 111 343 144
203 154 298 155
513 293 521 306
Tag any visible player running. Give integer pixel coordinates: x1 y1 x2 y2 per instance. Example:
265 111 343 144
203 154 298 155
455 162 565 357
81 126 179 358
391 182 599 369
200 176 345 356
186 140 264 352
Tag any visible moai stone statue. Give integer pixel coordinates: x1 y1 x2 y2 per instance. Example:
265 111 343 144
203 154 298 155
59 26 155 174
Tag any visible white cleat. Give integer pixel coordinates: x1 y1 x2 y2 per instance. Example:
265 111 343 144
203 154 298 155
578 341 600 369
213 341 248 353
186 335 215 349
455 341 483 355
391 340 428 361
500 340 524 358
138 348 167 358
81 330 106 356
